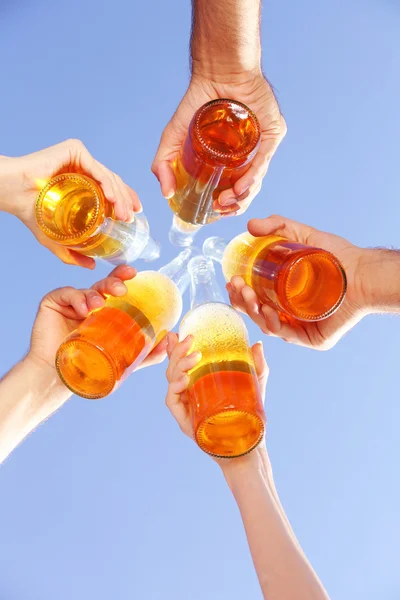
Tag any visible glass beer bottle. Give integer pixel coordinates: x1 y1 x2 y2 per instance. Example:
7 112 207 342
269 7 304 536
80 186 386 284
179 255 265 458
203 233 347 321
56 247 199 399
168 98 260 246
36 173 160 264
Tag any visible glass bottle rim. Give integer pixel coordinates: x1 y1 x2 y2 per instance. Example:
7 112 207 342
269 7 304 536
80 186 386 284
192 98 261 163
35 173 104 243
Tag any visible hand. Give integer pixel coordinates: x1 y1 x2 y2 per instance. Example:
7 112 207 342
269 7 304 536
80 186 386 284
28 265 167 379
164 333 268 461
152 73 286 216
0 139 141 268
227 215 369 350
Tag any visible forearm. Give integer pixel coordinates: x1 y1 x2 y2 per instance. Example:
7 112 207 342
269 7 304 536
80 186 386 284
0 356 71 463
222 447 329 600
191 0 262 78
358 248 400 314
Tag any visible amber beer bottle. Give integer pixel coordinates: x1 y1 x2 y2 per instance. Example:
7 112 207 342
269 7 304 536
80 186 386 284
55 248 199 399
179 255 265 458
168 99 260 246
36 173 160 264
203 234 347 321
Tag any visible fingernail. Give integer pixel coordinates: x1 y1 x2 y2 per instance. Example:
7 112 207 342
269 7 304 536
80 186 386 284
231 283 236 292
166 189 175 200
237 185 250 196
90 294 104 307
220 195 237 206
257 340 264 350
222 211 238 218
193 351 202 362
112 282 127 294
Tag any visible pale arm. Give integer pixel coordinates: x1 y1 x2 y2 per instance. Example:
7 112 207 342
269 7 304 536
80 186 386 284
0 357 71 464
191 0 262 78
360 248 400 314
222 447 330 600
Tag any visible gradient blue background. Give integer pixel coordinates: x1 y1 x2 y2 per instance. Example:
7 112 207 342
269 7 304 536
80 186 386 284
0 0 399 598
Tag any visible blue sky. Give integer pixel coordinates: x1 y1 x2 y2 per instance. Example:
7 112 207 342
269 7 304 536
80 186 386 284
0 0 399 598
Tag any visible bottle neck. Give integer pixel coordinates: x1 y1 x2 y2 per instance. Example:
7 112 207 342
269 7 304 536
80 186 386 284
188 256 225 309
202 236 227 264
158 247 201 296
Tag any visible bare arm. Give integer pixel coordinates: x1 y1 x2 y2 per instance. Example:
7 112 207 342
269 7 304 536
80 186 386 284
191 0 262 78
360 248 400 314
0 358 71 464
222 446 330 600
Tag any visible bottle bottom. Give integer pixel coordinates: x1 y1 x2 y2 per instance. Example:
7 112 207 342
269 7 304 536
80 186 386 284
277 250 347 321
56 339 117 399
169 215 202 247
196 410 265 458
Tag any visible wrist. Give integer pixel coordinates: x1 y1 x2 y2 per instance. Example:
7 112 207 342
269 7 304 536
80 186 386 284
356 247 400 314
23 353 72 406
0 156 30 220
191 54 262 83
220 444 274 491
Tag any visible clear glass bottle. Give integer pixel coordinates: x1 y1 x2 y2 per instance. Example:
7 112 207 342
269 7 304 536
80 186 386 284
179 255 265 458
56 247 200 399
203 233 347 321
36 173 160 264
168 99 260 246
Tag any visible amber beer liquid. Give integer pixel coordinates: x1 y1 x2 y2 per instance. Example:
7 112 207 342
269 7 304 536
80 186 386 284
203 233 347 321
180 256 265 458
36 173 160 264
56 249 197 399
169 99 260 228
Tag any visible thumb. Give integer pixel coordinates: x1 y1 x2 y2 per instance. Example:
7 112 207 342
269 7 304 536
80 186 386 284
251 341 269 398
152 160 176 199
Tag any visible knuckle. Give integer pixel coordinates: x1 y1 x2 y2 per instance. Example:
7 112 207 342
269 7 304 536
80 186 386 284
67 138 85 150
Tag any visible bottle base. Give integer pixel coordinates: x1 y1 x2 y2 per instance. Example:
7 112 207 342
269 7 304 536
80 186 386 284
169 215 202 247
196 409 265 458
56 339 117 399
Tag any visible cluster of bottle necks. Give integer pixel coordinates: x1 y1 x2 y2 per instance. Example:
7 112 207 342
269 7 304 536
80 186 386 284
35 98 347 459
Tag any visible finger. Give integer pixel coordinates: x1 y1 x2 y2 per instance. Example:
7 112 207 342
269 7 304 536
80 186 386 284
138 337 168 370
152 160 176 199
128 186 142 213
81 289 106 311
73 142 125 213
170 351 202 383
247 214 317 244
232 151 269 199
260 304 282 335
259 304 309 346
111 173 136 222
60 248 95 270
252 341 269 380
166 332 179 358
103 265 137 281
241 285 262 320
230 276 246 294
91 276 129 297
251 341 269 400
106 171 128 221
165 378 193 437
166 335 193 382
51 287 91 319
